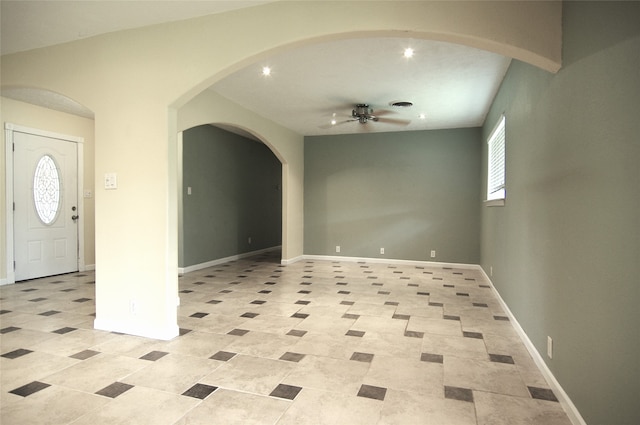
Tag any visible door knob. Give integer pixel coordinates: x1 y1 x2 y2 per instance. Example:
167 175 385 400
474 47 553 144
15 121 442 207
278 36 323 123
72 215 79 221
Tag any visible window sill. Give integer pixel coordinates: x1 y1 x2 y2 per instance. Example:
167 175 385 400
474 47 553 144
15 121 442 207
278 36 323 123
484 198 505 207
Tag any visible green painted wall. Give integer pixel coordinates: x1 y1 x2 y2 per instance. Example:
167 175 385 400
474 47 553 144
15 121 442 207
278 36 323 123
305 129 481 263
481 2 640 424
181 125 282 267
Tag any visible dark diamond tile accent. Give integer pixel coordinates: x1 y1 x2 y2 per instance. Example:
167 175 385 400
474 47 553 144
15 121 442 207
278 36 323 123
270 383 302 400
453 272 463 275
60 288 77 292
286 329 307 337
340 301 355 305
421 353 444 364
377 291 390 295
241 312 259 318
207 299 223 304
39 310 61 316
190 312 209 318
21 288 38 292
456 293 469 297
407 283 419 287
417 292 429 296
70 349 100 360
250 300 267 305
445 386 474 402
493 315 510 321
73 298 92 303
29 297 47 302
392 314 410 320
473 303 489 307
444 284 455 288
280 352 305 362
229 281 241 285
49 280 65 284
183 383 218 400
179 328 192 336
179 290 193 293
10 381 51 397
489 353 515 364
298 290 311 294
384 301 399 306
291 313 309 319
336 282 348 286
404 331 424 338
258 290 272 294
96 382 134 398
357 384 386 401
479 284 491 288
465 278 476 281
371 282 383 286
0 310 11 315
264 282 277 285
2 348 33 359
429 302 444 307
433 277 443 280
52 327 77 335
346 330 365 337
337 290 351 295
219 289 232 293
350 352 374 363
463 331 483 339
528 386 558 402
228 328 249 336
140 351 169 361
443 315 460 321
210 351 237 361
300 282 312 286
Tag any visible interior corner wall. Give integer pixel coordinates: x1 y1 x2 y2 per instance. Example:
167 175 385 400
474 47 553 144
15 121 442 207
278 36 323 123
480 2 640 424
0 97 96 281
181 125 282 268
305 129 481 264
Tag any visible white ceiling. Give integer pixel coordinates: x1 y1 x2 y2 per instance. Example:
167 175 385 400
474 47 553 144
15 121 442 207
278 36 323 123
1 0 511 136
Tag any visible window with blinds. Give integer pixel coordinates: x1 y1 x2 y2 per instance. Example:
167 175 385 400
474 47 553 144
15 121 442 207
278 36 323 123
487 115 506 201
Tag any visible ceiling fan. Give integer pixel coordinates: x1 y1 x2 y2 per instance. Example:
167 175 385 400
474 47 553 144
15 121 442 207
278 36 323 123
321 103 411 128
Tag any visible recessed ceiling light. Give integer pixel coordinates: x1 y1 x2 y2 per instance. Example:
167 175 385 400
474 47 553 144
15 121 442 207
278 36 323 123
262 66 271 76
403 48 414 58
418 113 426 120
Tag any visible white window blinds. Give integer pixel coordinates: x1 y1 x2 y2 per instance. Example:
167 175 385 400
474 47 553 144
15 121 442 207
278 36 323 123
487 115 506 200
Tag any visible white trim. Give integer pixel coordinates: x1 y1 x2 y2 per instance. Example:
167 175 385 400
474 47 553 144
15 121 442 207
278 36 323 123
0 278 8 286
93 318 179 341
483 198 505 207
4 123 85 284
178 246 282 275
477 267 587 425
287 254 479 270
82 264 96 272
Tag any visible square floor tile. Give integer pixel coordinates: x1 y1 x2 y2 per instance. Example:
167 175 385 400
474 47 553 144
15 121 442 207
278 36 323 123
10 381 51 397
228 328 250 336
489 353 515 364
421 352 444 364
70 349 101 360
357 384 387 401
182 383 218 399
346 330 365 337
528 386 558 402
270 383 302 400
444 385 474 402
350 352 374 363
286 329 307 337
95 382 134 398
2 348 33 359
52 327 77 334
140 350 169 361
210 351 237 361
280 352 306 362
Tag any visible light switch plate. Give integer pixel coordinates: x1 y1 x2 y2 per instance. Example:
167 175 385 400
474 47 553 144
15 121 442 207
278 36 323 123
104 173 117 190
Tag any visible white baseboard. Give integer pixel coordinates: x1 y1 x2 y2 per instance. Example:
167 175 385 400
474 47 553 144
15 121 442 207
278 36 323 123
94 318 179 341
0 277 8 286
477 267 587 425
81 264 96 272
293 254 479 270
178 246 281 275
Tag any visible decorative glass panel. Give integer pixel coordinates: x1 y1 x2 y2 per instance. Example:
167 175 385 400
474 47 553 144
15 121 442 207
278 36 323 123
33 155 61 225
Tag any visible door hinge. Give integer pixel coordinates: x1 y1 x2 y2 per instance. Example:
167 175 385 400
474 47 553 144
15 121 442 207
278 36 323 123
14 261 16 270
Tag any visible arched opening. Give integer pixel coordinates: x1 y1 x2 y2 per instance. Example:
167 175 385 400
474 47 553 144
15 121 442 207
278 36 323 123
177 123 283 274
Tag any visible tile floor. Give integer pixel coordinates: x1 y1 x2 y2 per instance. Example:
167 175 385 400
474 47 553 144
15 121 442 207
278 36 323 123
0 251 574 424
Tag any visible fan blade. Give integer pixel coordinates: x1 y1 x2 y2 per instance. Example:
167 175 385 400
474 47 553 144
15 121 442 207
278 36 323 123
318 119 356 129
376 117 411 126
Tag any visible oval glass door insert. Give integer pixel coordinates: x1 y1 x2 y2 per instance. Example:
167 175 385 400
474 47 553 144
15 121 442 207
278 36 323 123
33 154 61 225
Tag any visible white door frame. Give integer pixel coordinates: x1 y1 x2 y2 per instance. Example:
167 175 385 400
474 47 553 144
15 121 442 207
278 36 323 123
4 123 85 284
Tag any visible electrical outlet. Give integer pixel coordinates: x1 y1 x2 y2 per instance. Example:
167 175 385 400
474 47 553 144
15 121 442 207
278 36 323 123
380 248 385 255
547 336 553 359
430 250 436 258
248 237 252 244
130 300 137 315
336 245 340 253
490 266 493 277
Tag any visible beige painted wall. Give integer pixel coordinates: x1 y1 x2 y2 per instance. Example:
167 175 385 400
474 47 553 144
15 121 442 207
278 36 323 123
0 97 95 282
0 1 562 338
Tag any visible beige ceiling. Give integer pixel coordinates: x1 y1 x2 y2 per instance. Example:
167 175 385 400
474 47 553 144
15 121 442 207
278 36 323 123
1 0 511 136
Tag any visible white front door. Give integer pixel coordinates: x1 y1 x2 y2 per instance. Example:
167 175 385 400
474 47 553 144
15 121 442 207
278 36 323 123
14 131 79 281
